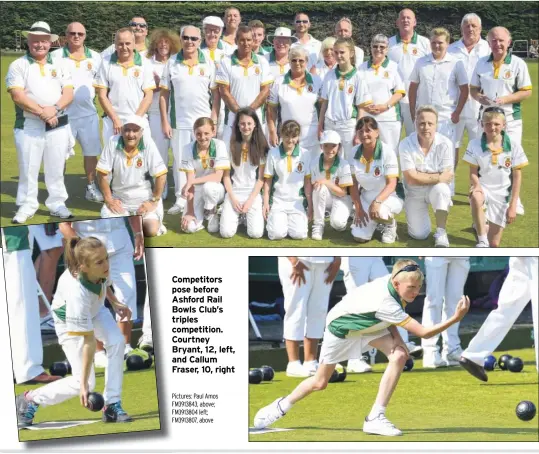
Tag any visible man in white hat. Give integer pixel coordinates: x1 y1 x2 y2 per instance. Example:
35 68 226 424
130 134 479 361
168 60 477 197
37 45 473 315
51 22 104 203
94 27 155 146
6 21 74 223
96 116 168 237
265 27 297 78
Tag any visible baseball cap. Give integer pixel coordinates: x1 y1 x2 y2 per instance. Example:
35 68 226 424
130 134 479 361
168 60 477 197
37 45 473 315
22 21 59 42
123 115 146 130
319 130 341 145
203 16 225 29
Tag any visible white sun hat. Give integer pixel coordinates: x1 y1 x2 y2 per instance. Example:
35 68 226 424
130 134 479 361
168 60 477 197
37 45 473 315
22 21 59 42
268 27 298 44
202 16 225 29
123 115 146 131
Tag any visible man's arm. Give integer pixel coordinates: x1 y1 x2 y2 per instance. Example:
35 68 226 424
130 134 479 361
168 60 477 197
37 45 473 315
96 87 121 124
218 84 241 113
135 89 154 117
249 84 271 110
408 81 418 123
57 222 77 239
402 168 453 186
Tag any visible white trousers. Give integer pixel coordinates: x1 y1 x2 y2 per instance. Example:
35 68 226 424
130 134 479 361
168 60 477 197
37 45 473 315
220 192 264 239
16 124 70 215
377 121 402 153
266 199 308 240
171 129 193 199
505 119 523 145
312 186 352 231
324 118 356 162
4 248 45 384
70 114 101 156
278 258 332 340
400 101 415 136
142 289 152 339
422 257 471 354
101 199 164 237
455 117 481 148
30 305 125 406
148 112 171 168
351 192 403 241
183 182 225 233
340 257 388 293
404 183 452 240
462 257 538 370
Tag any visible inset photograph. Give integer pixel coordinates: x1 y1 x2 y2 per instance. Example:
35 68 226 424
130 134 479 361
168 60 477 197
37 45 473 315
1 217 160 441
249 256 538 441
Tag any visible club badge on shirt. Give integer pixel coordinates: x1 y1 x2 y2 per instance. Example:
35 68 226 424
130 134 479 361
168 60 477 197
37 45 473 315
51 69 57 78
209 158 215 168
503 157 511 168
348 86 353 94
374 166 381 177
87 62 93 70
134 69 140 78
504 70 512 80
136 157 143 168
296 161 304 173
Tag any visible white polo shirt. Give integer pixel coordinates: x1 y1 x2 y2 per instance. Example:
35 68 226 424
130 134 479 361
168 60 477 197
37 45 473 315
312 59 335 81
264 144 310 203
350 139 399 196
399 132 453 197
229 146 265 193
51 46 101 120
180 138 230 177
291 34 321 68
310 153 353 188
448 38 490 120
52 270 111 333
93 50 155 120
470 52 533 122
388 31 431 103
409 52 468 121
358 57 406 122
159 50 216 130
320 67 372 122
463 131 528 203
5 52 73 125
96 134 167 203
354 46 365 68
266 50 291 79
72 218 132 254
147 54 167 115
215 51 273 127
326 276 412 339
200 39 235 69
268 71 322 146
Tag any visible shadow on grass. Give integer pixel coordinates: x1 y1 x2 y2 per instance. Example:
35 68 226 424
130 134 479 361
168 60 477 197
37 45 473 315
404 426 539 435
483 382 539 387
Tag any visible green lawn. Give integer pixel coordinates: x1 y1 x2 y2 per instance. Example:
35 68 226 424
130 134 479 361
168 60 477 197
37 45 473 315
1 54 537 247
15 365 160 442
249 347 539 441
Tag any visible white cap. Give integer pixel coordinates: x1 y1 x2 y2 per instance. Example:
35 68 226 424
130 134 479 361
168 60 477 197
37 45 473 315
22 21 59 42
268 27 298 44
123 115 146 130
319 130 341 145
202 16 225 29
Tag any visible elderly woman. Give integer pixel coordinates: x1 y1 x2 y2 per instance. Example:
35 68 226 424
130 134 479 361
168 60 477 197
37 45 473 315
398 105 454 247
265 27 296 78
267 46 323 163
359 34 405 152
146 28 181 199
310 37 337 80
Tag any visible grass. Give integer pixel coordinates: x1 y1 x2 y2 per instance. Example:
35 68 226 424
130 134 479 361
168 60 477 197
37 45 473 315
248 347 539 441
1 54 537 247
15 365 160 442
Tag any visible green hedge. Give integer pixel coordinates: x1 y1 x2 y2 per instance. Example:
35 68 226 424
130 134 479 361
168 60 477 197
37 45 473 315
2 2 538 52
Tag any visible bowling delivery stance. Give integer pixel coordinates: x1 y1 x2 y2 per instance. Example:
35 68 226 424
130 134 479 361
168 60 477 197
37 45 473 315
254 260 470 436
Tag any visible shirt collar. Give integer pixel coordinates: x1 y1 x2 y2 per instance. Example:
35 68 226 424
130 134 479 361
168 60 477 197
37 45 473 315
367 56 390 69
480 131 511 152
335 66 357 80
279 143 300 158
318 153 340 174
26 52 53 64
192 139 217 159
354 139 383 160
487 52 512 64
396 30 418 44
176 48 206 63
110 49 143 65
79 273 106 296
283 70 314 85
387 280 407 309
428 52 454 63
201 39 225 50
231 50 259 65
62 45 92 58
116 136 146 151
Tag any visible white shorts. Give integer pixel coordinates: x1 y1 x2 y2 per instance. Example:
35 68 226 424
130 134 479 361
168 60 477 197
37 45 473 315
477 186 524 228
70 114 101 157
505 119 523 145
29 225 63 251
377 121 402 153
319 328 389 365
455 117 481 148
437 120 457 148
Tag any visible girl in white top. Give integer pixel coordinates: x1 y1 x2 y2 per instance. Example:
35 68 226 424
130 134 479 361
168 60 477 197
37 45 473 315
263 120 312 240
319 38 372 162
220 107 269 239
15 237 132 427
146 29 181 200
360 34 406 152
310 37 336 80
310 130 353 241
463 108 528 248
350 117 403 244
181 118 230 234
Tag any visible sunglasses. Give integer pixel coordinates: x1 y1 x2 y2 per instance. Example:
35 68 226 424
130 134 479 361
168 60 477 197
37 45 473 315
483 106 505 116
295 20 309 24
372 45 387 49
393 264 421 279
129 22 147 28
68 32 85 37
182 35 199 42
291 58 306 63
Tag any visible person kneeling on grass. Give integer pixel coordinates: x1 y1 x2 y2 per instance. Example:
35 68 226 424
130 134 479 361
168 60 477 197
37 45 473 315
263 120 312 240
96 115 168 237
16 236 133 427
463 107 528 248
254 259 470 436
180 118 230 234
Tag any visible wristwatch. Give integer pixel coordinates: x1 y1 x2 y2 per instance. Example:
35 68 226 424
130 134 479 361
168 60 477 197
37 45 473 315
151 196 161 203
54 104 62 112
386 104 392 110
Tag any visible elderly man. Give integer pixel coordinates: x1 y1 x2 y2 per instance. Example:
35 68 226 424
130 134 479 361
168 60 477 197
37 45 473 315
266 27 297 78
102 16 149 58
222 7 241 49
409 28 469 151
160 25 219 215
51 22 104 202
388 8 430 136
216 25 273 146
448 14 490 167
291 12 321 67
470 26 532 145
96 116 168 237
94 27 155 146
249 20 272 57
334 17 365 67
6 21 74 223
